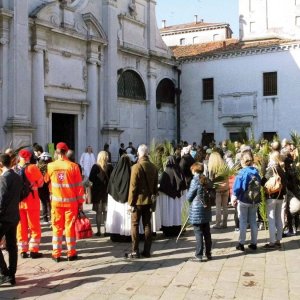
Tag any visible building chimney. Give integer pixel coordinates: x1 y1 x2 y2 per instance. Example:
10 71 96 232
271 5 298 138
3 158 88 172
162 20 166 28
194 15 198 24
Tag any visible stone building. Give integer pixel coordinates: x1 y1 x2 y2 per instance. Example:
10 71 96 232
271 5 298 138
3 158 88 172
168 0 300 144
0 0 177 161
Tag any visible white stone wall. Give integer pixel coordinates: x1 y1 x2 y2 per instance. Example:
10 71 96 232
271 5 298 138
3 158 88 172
0 0 177 161
180 46 300 144
162 27 228 46
240 0 300 41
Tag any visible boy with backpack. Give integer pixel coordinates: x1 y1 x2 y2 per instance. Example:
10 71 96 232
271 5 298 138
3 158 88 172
232 151 261 251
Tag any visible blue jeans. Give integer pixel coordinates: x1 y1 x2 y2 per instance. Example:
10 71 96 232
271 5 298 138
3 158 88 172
193 223 212 257
238 202 258 245
267 198 283 243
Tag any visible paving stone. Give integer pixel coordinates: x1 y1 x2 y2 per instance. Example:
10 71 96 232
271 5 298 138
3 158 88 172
0 207 299 299
263 288 289 300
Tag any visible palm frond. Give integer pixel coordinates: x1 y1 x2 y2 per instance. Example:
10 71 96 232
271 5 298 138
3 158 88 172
176 200 191 243
213 164 239 187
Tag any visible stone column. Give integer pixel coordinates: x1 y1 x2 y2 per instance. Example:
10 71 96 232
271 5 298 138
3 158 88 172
102 0 118 126
86 55 100 151
147 65 157 144
32 45 46 146
0 8 12 146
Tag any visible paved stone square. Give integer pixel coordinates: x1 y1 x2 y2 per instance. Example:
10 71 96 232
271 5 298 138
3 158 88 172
1 205 300 300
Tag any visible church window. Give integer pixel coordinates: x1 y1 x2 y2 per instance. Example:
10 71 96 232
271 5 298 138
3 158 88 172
156 78 175 107
193 36 199 44
203 78 214 100
263 72 277 96
118 70 146 100
250 22 256 32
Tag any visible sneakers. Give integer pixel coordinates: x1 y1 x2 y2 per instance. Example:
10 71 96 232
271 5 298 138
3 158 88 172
0 275 11 286
124 252 140 259
236 243 245 251
190 255 203 262
262 243 276 250
248 244 257 250
30 252 43 259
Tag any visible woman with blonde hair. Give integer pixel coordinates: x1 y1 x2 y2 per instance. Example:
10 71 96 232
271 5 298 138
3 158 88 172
89 151 113 236
207 151 229 229
262 151 287 249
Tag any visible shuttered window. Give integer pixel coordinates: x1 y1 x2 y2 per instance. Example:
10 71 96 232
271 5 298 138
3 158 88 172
263 72 277 96
203 78 214 100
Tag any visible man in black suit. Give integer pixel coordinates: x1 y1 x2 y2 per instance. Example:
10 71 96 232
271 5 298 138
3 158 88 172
0 154 22 286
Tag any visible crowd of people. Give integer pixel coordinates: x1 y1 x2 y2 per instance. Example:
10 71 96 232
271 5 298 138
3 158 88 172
0 138 300 285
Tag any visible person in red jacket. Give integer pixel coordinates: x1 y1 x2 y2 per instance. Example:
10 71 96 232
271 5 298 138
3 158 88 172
16 149 44 259
47 142 84 262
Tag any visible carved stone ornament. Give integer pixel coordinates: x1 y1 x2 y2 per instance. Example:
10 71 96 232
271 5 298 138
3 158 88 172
128 0 137 17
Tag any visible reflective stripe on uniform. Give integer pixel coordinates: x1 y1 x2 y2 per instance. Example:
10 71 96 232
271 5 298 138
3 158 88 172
51 196 79 203
67 244 76 250
52 236 63 242
51 182 82 188
66 237 76 243
53 244 63 250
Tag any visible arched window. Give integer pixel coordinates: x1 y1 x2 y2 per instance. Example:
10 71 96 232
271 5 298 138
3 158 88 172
156 78 175 107
118 70 146 100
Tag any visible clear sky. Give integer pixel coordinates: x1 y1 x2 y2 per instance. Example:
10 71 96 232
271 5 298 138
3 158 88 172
156 0 239 37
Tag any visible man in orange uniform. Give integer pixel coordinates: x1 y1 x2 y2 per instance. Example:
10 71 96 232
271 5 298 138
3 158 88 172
47 142 84 262
17 149 44 259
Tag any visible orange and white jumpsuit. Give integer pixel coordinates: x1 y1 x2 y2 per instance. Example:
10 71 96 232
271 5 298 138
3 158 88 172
17 164 44 253
47 158 84 258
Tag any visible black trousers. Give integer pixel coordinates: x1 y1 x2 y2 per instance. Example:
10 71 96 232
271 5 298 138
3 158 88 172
0 222 18 276
131 205 152 255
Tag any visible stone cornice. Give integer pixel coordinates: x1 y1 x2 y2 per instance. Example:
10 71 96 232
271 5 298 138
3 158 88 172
160 24 228 37
118 13 146 28
178 41 300 63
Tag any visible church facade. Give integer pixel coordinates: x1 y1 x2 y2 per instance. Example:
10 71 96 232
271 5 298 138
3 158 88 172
0 0 177 161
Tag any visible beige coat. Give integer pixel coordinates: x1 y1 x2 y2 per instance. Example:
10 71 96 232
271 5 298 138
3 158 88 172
128 156 158 206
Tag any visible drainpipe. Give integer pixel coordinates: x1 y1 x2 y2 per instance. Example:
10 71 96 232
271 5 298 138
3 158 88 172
174 66 182 144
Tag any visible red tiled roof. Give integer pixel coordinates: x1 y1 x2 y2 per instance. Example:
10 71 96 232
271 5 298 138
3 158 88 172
160 21 229 33
171 38 296 60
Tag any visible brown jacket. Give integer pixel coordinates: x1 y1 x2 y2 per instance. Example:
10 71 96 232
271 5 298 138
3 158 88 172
128 156 158 206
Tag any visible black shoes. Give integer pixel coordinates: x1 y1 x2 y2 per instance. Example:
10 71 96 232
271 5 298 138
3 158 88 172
236 243 245 251
30 252 43 259
52 257 61 263
141 251 151 258
248 244 257 250
94 232 101 237
206 254 213 260
67 255 78 261
20 252 29 259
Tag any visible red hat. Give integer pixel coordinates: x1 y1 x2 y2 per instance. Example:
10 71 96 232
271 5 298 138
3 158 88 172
19 149 32 161
56 142 69 151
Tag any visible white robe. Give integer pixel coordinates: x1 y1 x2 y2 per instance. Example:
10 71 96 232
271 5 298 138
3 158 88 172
80 152 96 178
